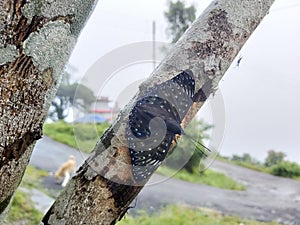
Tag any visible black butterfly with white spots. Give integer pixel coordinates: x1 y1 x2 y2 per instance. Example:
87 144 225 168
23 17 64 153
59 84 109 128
126 70 198 182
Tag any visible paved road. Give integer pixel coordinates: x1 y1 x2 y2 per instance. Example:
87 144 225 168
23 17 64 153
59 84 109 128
30 136 88 172
30 137 300 224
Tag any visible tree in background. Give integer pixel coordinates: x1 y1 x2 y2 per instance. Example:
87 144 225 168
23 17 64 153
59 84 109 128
164 0 196 43
48 72 95 121
264 149 286 167
232 153 257 163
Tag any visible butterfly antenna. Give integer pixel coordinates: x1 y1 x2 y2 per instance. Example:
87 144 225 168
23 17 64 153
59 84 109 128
192 139 211 158
182 132 211 158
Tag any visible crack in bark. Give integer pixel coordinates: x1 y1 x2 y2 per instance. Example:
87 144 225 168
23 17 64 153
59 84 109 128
0 128 42 168
0 194 13 215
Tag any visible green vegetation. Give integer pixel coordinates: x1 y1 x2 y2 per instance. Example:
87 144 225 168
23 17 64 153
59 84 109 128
117 205 279 225
164 119 213 174
20 165 58 198
219 150 300 180
264 150 286 167
218 156 268 173
164 0 196 43
3 190 42 225
270 161 300 179
156 119 243 190
157 166 245 191
21 165 48 190
43 121 109 153
3 166 52 224
231 161 267 173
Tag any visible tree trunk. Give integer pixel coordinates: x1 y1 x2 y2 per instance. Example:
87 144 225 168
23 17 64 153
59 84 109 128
42 0 275 224
0 0 97 219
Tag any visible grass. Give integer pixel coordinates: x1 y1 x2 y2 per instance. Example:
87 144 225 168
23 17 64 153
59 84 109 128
217 156 268 173
230 161 267 173
20 165 59 198
21 165 49 190
43 121 110 153
3 166 52 225
218 156 300 180
3 190 43 225
156 166 245 191
117 205 279 225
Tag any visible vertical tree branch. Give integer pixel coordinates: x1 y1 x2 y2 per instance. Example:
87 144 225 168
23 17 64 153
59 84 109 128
42 0 275 224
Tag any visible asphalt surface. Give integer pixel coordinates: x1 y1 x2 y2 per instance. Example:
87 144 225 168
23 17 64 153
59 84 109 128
30 137 300 224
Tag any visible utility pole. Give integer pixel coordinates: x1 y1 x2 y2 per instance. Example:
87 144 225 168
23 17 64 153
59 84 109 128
152 20 156 70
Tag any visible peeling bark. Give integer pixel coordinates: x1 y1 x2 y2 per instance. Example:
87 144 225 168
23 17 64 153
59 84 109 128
42 0 275 224
0 0 97 220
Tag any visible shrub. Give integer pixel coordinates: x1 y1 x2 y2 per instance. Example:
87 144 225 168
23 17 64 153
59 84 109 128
270 161 300 178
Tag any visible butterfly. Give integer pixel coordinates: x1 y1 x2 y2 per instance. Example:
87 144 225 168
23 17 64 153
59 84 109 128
126 70 209 182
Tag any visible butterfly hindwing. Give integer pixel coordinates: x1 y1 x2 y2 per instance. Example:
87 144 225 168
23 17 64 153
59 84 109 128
130 133 174 181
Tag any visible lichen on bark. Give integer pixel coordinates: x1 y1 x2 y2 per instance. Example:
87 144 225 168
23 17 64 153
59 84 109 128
0 45 18 65
0 0 98 220
23 21 75 75
22 20 76 109
22 0 97 35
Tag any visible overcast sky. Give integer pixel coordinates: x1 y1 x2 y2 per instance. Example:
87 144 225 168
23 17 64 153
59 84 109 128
67 0 300 163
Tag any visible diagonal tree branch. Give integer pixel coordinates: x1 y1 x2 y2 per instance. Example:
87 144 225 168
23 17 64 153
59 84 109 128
42 0 275 224
0 0 98 220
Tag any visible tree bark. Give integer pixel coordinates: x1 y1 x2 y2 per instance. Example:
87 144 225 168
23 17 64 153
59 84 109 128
42 0 275 224
0 0 97 220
